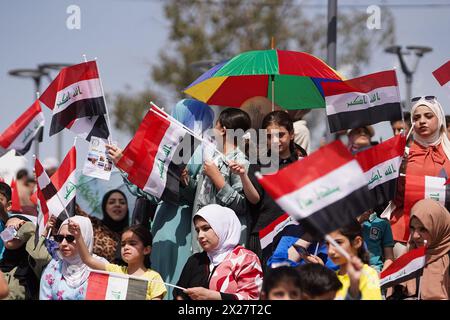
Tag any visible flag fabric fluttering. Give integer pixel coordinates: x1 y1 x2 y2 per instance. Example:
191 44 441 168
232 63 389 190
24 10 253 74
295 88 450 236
256 140 373 238
10 179 22 213
0 100 44 157
85 271 148 300
39 61 110 142
432 60 450 92
380 246 426 289
355 134 406 207
116 107 193 205
34 146 77 238
322 70 402 133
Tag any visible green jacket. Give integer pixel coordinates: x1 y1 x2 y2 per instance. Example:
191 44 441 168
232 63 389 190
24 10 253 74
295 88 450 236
2 222 51 300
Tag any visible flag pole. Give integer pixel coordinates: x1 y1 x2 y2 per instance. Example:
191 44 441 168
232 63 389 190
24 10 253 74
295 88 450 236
93 57 114 145
34 92 41 160
33 154 71 221
254 171 352 262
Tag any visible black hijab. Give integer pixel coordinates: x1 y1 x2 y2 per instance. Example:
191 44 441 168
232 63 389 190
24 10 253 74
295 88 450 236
101 189 129 234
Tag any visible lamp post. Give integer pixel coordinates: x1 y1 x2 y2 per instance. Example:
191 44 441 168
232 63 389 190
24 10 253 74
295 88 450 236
38 63 72 163
8 68 50 159
385 45 433 108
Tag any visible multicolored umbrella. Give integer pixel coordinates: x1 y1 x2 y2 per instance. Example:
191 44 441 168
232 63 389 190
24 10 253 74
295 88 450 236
184 49 343 110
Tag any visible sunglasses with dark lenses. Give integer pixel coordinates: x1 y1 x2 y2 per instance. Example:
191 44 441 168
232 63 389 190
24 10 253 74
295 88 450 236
54 234 76 243
411 95 436 102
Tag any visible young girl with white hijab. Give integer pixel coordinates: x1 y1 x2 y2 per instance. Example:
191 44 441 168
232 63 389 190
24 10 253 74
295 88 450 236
39 216 107 300
174 204 263 300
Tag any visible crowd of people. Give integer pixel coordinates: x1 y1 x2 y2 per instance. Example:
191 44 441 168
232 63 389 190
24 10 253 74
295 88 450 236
0 96 449 301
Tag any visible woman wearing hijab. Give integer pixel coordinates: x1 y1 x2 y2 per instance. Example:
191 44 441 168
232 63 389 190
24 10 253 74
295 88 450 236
173 204 263 300
390 96 450 256
388 199 450 300
39 216 108 300
107 99 215 299
0 215 51 300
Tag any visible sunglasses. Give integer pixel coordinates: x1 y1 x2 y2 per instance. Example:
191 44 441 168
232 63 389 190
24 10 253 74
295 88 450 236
54 234 75 243
411 95 436 102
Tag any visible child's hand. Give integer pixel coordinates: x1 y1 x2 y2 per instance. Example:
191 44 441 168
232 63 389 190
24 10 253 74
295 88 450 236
44 215 57 236
303 254 325 265
203 160 221 180
180 167 190 187
184 287 221 300
67 220 81 240
228 160 246 176
105 144 123 165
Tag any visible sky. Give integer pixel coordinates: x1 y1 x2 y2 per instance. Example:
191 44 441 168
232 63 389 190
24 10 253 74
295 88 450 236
1 0 450 174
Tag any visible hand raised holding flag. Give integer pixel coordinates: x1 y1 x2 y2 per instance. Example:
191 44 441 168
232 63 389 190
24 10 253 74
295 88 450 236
105 144 123 165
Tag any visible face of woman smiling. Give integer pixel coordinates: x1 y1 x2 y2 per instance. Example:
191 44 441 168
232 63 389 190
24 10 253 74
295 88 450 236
194 217 219 252
413 105 439 139
105 192 128 221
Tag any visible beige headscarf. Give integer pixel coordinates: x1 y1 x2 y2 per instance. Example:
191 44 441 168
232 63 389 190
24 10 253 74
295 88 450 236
405 199 450 300
410 98 450 160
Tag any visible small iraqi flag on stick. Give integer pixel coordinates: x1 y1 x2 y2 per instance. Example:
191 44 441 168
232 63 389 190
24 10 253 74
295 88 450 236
116 106 193 205
355 134 406 207
39 61 110 142
432 60 450 92
256 140 373 238
86 270 148 300
0 100 44 157
380 246 426 289
322 70 402 133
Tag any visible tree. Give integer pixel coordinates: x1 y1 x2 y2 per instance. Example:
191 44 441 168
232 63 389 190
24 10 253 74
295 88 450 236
113 0 395 135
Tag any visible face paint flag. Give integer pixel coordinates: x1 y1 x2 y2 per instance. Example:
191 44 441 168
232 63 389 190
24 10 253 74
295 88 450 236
116 107 193 205
34 146 76 230
86 271 148 300
0 100 44 157
39 61 110 142
380 246 426 289
322 70 402 133
393 174 450 242
257 140 373 237
432 60 450 94
355 135 406 207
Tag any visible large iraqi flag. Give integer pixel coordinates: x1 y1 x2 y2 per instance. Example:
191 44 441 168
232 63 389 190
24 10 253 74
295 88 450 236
39 61 110 141
116 107 192 205
432 60 450 92
0 100 44 157
355 134 406 207
257 141 373 237
323 70 402 132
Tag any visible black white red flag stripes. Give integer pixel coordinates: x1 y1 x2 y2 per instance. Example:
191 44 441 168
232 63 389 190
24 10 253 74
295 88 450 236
35 146 76 232
323 70 402 132
116 108 192 205
355 135 406 207
380 246 426 289
0 100 44 157
257 140 373 237
432 60 450 90
39 61 109 141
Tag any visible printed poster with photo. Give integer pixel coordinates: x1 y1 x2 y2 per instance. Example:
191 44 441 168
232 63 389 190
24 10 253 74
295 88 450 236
82 136 113 181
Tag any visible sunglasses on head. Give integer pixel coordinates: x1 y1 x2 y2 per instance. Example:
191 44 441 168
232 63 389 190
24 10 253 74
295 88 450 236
54 234 75 243
411 95 436 102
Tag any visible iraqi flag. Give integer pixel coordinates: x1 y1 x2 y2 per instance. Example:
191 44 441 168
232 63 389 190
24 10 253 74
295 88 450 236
116 107 192 205
355 135 406 207
380 246 426 289
35 146 77 226
323 70 402 133
39 61 110 142
10 179 22 213
432 60 450 92
0 100 44 157
257 140 373 237
86 271 148 300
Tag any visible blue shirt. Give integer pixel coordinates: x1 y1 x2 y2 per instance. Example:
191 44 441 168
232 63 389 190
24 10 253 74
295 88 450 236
0 220 5 260
362 213 394 272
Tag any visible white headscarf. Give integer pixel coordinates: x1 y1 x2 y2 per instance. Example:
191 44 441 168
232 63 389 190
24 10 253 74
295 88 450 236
411 97 450 160
57 215 94 288
194 204 241 266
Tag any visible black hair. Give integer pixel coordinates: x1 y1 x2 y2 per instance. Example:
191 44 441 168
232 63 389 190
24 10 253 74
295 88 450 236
336 220 370 264
101 189 129 233
261 111 294 133
261 266 301 298
16 169 29 181
390 112 411 127
296 263 342 298
122 224 153 269
0 182 12 202
446 115 450 128
217 108 251 132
